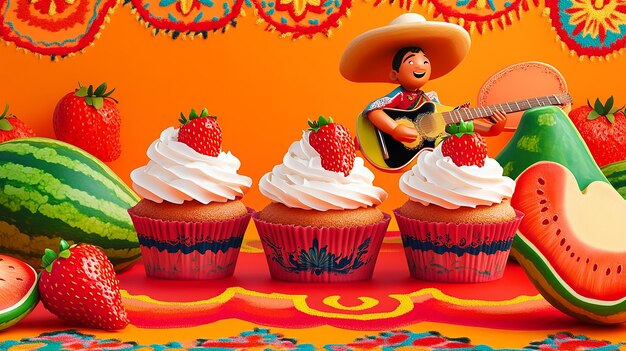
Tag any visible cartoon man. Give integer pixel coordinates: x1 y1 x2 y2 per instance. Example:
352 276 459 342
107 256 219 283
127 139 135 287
340 13 506 145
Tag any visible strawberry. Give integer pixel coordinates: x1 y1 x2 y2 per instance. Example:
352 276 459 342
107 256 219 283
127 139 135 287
53 83 121 162
568 97 626 167
38 239 129 330
308 116 356 176
441 120 488 167
0 103 35 143
177 108 222 157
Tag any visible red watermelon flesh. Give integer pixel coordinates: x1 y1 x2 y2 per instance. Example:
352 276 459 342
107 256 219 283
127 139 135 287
0 255 39 330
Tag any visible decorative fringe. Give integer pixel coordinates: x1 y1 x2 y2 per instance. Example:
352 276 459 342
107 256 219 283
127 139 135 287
1 0 624 59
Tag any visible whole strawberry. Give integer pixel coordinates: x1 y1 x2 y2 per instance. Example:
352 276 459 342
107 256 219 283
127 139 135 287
38 240 129 330
569 97 626 167
308 116 356 176
441 120 488 167
53 83 121 162
0 103 35 143
177 108 222 156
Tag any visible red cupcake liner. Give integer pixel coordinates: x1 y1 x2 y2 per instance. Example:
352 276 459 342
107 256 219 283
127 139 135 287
252 213 391 283
394 209 524 283
128 208 253 280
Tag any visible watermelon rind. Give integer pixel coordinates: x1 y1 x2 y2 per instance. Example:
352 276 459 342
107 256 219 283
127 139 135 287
0 138 141 272
512 234 626 324
601 160 626 200
0 264 39 331
496 106 609 189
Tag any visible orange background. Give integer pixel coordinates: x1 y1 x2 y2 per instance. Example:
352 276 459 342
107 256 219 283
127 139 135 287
1 2 625 229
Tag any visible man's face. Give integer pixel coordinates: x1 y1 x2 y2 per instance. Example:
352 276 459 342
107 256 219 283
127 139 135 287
392 51 431 91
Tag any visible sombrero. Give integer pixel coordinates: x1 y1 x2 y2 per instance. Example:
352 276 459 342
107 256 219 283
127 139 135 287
340 13 471 83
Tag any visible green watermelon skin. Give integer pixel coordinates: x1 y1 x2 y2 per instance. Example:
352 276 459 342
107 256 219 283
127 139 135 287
0 138 141 272
0 255 39 331
602 160 626 200
496 106 609 189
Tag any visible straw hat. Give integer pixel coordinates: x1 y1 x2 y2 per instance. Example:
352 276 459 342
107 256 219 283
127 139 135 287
340 13 471 83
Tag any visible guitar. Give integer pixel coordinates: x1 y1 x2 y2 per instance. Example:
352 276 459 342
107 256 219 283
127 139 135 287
356 93 572 171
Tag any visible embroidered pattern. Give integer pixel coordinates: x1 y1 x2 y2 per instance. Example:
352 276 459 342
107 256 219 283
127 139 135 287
263 236 372 275
0 329 623 350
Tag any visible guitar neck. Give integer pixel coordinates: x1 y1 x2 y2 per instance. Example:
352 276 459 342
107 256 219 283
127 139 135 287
441 93 572 125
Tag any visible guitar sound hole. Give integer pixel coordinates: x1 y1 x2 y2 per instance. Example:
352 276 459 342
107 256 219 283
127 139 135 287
417 114 444 139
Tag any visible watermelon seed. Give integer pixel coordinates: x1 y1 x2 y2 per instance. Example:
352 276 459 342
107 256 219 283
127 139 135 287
565 245 571 252
538 177 545 185
576 257 581 262
15 277 23 281
618 265 622 274
0 278 4 281
570 252 575 258
540 199 547 204
556 229 561 236
541 207 548 212
8 265 14 270
560 238 566 246
542 219 550 225
537 189 544 195
606 268 611 276
552 215 558 222
586 258 590 264
593 264 598 272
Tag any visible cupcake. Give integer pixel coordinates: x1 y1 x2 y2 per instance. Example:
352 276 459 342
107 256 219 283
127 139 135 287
395 121 523 283
128 108 253 280
253 116 390 283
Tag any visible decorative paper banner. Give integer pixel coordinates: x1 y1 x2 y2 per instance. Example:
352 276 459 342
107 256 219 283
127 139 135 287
251 0 351 38
1 0 624 58
0 329 623 350
0 0 119 59
124 0 244 38
545 0 626 59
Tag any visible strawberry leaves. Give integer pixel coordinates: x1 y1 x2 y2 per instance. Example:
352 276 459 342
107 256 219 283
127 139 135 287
75 82 117 110
0 104 14 132
178 108 215 125
307 115 332 133
587 97 625 124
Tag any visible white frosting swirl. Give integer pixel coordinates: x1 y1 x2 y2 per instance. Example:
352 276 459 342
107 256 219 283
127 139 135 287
399 145 515 209
259 131 387 211
131 127 252 204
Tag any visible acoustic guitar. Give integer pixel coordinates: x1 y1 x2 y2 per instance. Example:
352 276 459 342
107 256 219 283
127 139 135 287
356 93 572 171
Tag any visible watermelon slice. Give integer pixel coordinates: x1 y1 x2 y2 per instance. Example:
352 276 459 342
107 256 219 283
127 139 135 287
511 161 626 324
0 255 39 330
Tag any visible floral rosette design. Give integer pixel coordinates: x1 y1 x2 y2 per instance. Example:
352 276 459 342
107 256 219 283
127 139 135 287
124 0 244 38
252 0 350 38
0 0 119 58
546 0 626 58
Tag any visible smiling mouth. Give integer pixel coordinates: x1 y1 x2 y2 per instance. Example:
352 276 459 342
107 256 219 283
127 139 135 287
413 72 426 78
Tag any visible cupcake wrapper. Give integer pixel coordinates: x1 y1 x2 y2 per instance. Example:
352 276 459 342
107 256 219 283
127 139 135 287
394 209 524 283
128 208 253 280
252 213 391 283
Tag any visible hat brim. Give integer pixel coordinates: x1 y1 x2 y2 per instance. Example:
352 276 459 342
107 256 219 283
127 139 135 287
340 20 471 83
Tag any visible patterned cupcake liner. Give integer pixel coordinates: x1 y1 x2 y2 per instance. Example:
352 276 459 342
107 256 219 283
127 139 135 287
128 208 253 280
252 213 391 283
394 209 524 283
